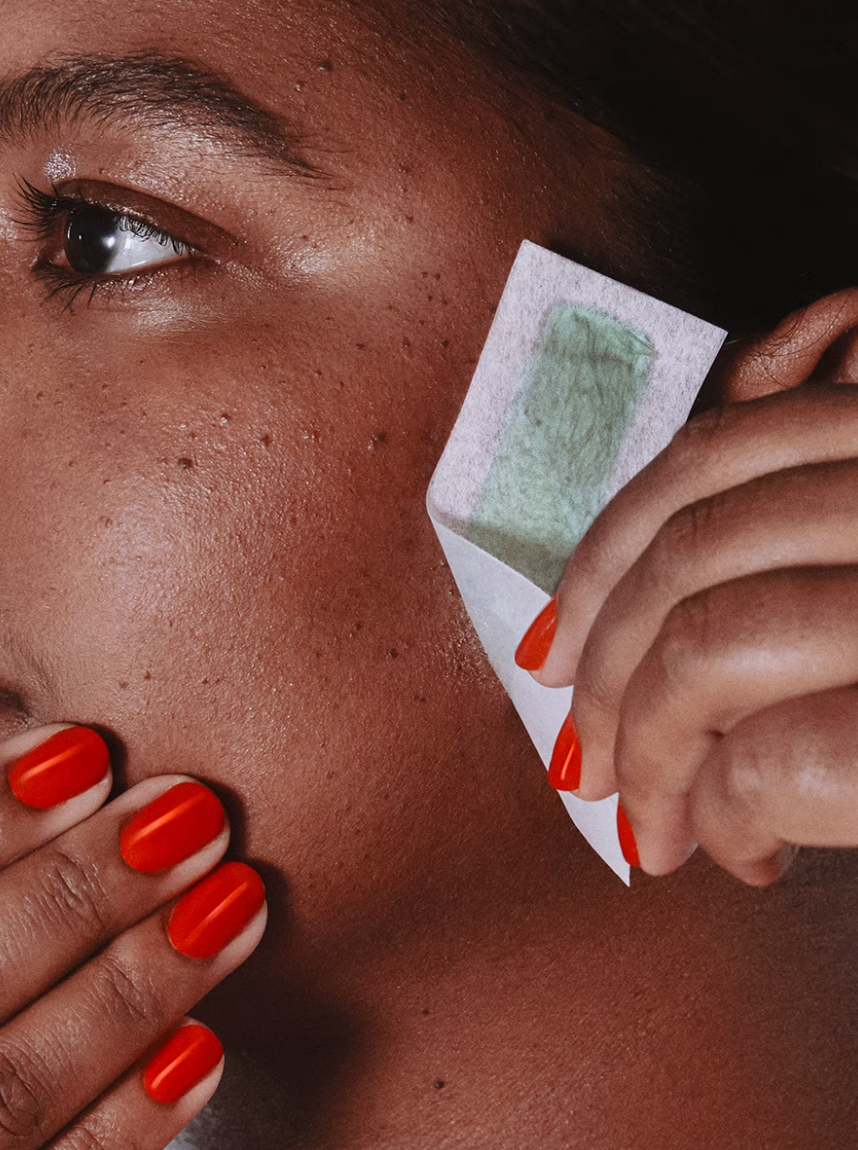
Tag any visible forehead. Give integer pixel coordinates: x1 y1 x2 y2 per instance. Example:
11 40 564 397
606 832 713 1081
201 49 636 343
0 0 541 240
6 0 370 57
1 0 474 120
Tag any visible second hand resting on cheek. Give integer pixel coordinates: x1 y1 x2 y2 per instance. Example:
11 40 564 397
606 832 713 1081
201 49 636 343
518 288 858 886
0 724 266 1150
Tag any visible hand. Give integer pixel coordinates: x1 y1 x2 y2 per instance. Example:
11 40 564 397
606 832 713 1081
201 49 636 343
0 724 266 1149
530 380 858 885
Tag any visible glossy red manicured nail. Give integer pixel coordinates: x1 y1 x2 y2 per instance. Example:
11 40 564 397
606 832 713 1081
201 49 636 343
120 782 226 874
617 802 640 868
8 727 110 810
168 861 265 959
515 597 558 671
144 1024 223 1103
548 713 582 791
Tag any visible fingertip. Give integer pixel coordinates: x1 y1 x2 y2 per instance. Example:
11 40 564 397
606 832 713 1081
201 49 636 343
144 1020 225 1105
536 639 582 688
119 781 227 873
720 844 798 888
515 597 557 672
622 807 698 876
574 775 615 803
168 861 267 961
6 725 111 810
616 801 640 868
547 713 582 791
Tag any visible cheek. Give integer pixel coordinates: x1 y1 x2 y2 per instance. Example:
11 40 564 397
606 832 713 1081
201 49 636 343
0 299 492 780
0 249 516 957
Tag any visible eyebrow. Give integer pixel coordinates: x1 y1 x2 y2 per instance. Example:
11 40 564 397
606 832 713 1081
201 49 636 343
0 51 319 176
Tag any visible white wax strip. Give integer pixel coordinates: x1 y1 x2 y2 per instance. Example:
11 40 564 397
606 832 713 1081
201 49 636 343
428 241 727 882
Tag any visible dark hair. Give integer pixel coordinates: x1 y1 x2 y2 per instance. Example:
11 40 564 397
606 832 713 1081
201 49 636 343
435 1 858 333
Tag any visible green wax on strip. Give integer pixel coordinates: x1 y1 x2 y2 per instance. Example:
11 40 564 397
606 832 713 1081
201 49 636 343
467 304 654 593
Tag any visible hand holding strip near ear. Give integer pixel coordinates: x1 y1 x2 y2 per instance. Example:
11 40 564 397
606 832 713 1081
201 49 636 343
538 380 858 881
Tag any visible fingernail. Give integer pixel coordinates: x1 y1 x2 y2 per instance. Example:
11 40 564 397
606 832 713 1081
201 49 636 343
548 713 582 791
515 597 557 671
168 861 266 959
617 802 640 868
120 782 226 874
7 727 110 809
144 1024 223 1103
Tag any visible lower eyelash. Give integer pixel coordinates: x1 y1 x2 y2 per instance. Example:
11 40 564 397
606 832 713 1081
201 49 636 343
31 260 202 312
31 263 129 310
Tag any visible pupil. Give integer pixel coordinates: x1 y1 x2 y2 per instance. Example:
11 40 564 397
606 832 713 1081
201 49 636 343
64 205 120 275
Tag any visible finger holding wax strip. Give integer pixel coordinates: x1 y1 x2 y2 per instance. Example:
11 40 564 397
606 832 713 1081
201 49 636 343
427 241 726 883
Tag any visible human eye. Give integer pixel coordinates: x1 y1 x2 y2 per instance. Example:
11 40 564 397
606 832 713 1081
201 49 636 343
15 178 198 308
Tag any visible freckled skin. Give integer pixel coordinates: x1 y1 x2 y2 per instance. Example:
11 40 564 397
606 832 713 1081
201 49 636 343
3 2 858 1147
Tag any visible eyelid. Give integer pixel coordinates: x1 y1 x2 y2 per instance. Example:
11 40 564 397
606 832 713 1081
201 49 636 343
13 175 238 311
51 178 240 259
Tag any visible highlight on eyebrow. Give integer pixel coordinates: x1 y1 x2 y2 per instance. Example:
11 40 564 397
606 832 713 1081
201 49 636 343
0 51 318 175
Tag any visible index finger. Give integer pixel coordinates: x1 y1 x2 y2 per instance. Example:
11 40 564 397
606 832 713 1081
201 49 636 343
0 775 230 1024
0 726 112 867
536 385 858 686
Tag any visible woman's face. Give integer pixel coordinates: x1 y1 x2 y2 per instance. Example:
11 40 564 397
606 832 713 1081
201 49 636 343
0 0 639 974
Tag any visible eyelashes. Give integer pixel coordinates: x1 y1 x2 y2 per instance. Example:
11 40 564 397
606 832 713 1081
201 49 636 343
14 178 198 309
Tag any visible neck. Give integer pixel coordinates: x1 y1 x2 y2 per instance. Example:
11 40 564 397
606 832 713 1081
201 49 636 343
188 719 858 1149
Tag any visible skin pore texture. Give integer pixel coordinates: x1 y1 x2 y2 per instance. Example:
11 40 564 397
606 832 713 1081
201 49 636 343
3 1 858 1147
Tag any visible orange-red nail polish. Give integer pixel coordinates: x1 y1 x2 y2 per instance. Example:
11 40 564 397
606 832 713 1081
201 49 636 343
548 713 582 791
120 782 225 873
515 597 558 671
8 727 110 810
144 1024 223 1103
617 802 640 868
168 861 265 959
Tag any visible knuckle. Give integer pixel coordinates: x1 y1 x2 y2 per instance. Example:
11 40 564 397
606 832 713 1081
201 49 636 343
34 849 112 940
717 734 772 820
655 593 717 681
652 496 722 589
664 404 751 491
645 588 734 716
0 808 15 866
0 1041 52 1142
673 402 741 459
720 712 790 809
55 1119 138 1150
559 514 618 606
53 1126 107 1150
90 953 161 1032
572 642 617 717
571 504 618 570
